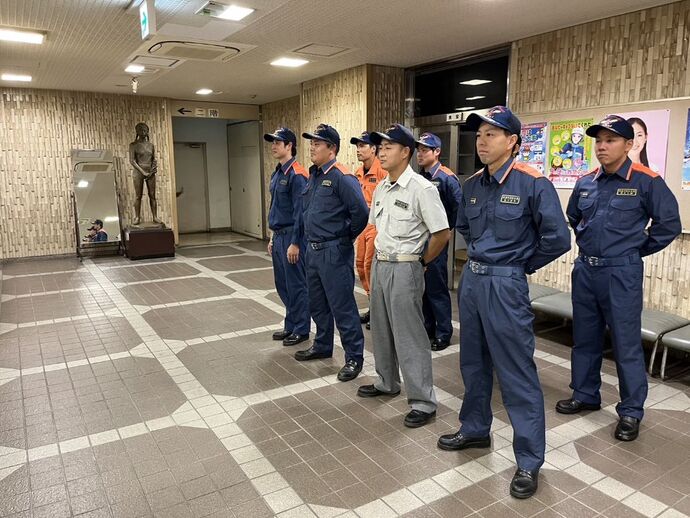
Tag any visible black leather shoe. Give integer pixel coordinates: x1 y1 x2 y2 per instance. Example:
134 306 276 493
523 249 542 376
337 360 362 382
510 468 539 499
431 338 450 352
356 384 400 398
437 431 491 451
555 398 601 414
272 330 291 341
404 409 436 428
294 347 332 361
360 311 370 324
365 322 370 330
282 333 309 347
615 416 640 441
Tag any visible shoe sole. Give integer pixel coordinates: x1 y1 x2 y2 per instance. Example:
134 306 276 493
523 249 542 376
294 355 332 362
283 339 308 347
615 432 639 441
404 415 436 428
357 390 400 398
510 488 537 499
437 439 491 451
555 404 601 415
337 373 361 382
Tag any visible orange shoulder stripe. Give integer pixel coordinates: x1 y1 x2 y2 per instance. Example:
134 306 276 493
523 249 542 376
631 163 660 178
335 162 354 175
437 165 456 177
292 161 308 178
512 162 543 179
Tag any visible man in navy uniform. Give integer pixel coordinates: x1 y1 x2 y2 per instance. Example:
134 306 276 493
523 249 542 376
416 132 462 351
296 124 370 382
556 115 681 442
437 106 570 499
264 128 311 347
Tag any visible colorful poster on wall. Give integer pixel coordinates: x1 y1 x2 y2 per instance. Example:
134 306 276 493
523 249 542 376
683 109 690 190
517 122 548 175
615 109 670 178
547 118 593 189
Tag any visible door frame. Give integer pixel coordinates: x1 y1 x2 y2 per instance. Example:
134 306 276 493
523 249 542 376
226 120 265 239
173 141 210 234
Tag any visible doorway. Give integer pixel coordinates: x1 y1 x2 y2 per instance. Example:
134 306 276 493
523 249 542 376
227 121 263 238
174 142 209 234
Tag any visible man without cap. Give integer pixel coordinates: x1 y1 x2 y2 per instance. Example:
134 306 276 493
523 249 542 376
296 124 370 382
556 115 681 442
415 132 462 351
357 124 450 429
437 106 570 498
350 132 388 328
263 128 311 347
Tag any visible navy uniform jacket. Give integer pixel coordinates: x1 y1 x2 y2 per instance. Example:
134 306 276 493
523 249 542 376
457 157 571 273
421 162 462 232
302 159 369 243
268 157 308 245
566 158 681 258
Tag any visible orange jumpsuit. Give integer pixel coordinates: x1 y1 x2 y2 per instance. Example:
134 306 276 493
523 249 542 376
355 157 387 294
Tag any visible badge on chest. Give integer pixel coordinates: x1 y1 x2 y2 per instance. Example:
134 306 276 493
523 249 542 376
499 194 520 205
321 180 332 187
616 188 637 196
394 199 409 210
279 179 288 186
469 197 477 205
368 177 377 183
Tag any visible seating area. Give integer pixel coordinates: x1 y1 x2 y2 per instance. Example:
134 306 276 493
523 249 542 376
529 284 690 380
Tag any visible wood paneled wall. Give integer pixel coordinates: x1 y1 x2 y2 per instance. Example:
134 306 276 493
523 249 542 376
510 1 690 317
259 96 301 233
367 65 406 133
0 88 174 259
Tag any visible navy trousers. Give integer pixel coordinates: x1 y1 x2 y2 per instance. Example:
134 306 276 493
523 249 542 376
422 244 453 342
271 232 310 336
570 257 646 420
458 264 545 472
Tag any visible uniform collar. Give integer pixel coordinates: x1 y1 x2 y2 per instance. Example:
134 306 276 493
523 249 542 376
363 157 382 175
594 157 633 182
318 158 337 175
481 157 515 185
427 161 442 179
385 164 414 188
280 157 296 174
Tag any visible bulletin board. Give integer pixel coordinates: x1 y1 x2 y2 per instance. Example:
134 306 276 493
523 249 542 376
519 98 690 232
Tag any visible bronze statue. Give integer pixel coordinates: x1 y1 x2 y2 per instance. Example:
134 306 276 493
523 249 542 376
129 122 161 225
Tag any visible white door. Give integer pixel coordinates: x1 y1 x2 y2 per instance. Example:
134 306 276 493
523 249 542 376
227 121 263 238
174 142 209 233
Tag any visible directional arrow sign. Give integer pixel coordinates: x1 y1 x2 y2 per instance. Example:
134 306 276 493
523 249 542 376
177 108 191 115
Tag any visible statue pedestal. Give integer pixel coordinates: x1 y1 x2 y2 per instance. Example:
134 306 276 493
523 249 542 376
124 225 174 260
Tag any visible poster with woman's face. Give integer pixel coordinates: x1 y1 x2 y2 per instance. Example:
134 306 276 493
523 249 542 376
614 109 670 178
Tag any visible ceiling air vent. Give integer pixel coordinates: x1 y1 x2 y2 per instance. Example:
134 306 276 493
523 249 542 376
292 43 350 58
148 40 243 62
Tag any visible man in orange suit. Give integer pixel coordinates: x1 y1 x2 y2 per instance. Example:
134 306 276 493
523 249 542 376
351 132 388 328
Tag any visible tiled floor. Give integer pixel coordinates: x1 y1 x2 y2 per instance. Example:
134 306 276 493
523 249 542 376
1 235 690 517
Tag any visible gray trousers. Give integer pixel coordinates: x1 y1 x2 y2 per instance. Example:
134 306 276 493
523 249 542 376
370 258 438 413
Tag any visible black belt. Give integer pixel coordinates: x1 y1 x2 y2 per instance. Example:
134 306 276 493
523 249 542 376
467 260 524 277
578 253 639 267
271 226 293 236
308 237 351 250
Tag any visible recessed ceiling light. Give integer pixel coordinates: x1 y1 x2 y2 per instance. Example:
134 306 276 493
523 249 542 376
196 88 213 95
1 73 32 82
459 79 491 86
270 57 308 68
466 95 486 101
455 106 475 111
125 64 145 74
217 5 254 21
77 180 89 188
0 28 45 44
104 216 119 222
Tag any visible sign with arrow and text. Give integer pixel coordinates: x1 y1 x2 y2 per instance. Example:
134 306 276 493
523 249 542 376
140 0 156 40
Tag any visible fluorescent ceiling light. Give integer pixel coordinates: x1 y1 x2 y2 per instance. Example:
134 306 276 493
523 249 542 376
0 28 44 44
217 5 254 20
77 180 89 188
466 95 486 100
104 216 119 222
1 73 32 82
125 64 145 74
270 57 308 68
196 88 213 95
459 79 491 86
455 106 475 111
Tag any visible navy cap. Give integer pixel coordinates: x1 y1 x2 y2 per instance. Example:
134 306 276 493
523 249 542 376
370 123 416 150
350 131 375 146
91 219 103 227
263 127 297 147
466 106 522 136
302 124 340 151
415 132 442 150
585 115 634 140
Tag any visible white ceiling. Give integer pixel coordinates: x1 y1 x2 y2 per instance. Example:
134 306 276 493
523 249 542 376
0 0 679 105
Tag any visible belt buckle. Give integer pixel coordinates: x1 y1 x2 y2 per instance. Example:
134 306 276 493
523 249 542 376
470 261 487 274
378 252 389 261
310 242 320 250
587 256 600 266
